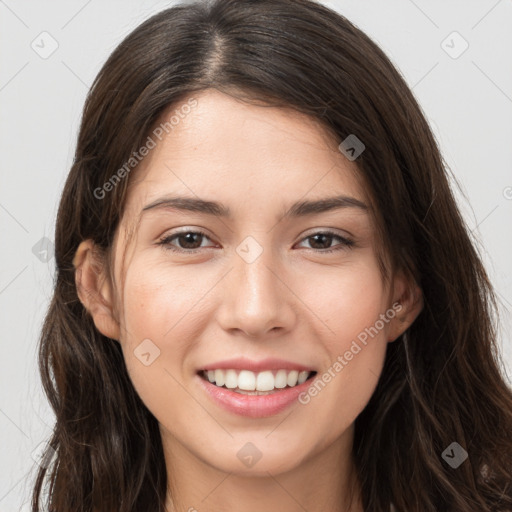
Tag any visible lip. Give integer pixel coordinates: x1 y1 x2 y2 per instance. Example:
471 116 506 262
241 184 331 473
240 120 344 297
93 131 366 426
196 370 316 419
199 357 315 373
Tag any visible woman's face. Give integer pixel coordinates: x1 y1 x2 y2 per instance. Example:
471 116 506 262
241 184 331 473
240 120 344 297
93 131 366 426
92 89 418 477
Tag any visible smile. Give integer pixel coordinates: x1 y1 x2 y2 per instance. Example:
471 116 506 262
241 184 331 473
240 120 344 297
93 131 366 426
200 369 316 394
196 358 317 418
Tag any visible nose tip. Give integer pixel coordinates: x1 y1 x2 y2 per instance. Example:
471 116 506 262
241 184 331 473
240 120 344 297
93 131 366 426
215 248 296 338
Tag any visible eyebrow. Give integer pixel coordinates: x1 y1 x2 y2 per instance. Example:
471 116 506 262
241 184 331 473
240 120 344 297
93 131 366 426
141 194 368 218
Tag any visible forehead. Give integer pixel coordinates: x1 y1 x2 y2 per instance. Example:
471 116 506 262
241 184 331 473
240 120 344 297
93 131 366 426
124 89 368 217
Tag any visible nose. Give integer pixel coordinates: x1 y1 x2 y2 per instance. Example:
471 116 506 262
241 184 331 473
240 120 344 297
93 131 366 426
215 243 297 338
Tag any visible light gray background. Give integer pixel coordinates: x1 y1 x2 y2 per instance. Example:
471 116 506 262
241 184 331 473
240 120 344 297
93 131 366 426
1 0 511 509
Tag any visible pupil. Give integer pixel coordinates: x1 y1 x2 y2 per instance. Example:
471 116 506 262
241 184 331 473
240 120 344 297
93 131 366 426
311 234 331 249
180 232 201 248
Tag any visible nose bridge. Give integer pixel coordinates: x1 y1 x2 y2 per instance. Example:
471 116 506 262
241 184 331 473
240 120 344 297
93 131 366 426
217 235 294 337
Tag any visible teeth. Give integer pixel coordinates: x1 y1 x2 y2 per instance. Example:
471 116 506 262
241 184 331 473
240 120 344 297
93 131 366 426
298 371 309 384
202 368 313 392
287 370 298 387
256 370 274 391
214 369 225 387
224 369 238 389
238 370 256 391
274 369 288 388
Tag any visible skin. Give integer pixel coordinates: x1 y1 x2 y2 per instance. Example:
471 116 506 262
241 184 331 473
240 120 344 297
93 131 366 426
73 89 423 512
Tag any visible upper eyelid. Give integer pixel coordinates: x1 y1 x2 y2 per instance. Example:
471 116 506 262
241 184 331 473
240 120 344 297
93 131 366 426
159 227 351 238
159 228 353 247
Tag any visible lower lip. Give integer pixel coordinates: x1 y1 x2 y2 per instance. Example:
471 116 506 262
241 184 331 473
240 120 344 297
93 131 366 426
197 373 315 418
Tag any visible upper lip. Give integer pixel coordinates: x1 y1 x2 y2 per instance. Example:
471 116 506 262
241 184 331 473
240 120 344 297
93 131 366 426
199 357 315 373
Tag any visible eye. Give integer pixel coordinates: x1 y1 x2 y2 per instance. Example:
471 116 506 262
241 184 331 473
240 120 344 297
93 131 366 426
295 231 354 253
157 229 354 254
157 230 216 253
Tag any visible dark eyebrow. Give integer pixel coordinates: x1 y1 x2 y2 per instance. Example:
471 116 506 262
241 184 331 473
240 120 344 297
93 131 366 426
282 195 368 218
142 196 230 217
141 194 368 218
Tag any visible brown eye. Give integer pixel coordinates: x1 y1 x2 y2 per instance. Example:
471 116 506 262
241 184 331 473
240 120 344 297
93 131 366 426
296 231 354 253
307 233 335 249
174 232 205 249
158 230 215 252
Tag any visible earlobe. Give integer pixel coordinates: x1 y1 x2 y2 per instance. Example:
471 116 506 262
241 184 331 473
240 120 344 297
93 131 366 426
73 240 120 341
387 275 424 343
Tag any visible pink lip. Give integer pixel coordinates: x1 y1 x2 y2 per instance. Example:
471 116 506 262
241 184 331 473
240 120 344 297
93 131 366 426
196 372 316 418
199 357 314 373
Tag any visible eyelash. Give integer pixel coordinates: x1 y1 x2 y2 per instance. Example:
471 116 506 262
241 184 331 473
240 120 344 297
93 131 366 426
157 229 355 254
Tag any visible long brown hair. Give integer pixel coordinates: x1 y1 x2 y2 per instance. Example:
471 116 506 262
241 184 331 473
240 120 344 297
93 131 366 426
31 0 512 510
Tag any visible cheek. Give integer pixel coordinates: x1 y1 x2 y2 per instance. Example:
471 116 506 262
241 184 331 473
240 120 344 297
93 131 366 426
120 262 215 342
117 249 390 434
296 255 389 346
292 257 390 434
115 263 212 409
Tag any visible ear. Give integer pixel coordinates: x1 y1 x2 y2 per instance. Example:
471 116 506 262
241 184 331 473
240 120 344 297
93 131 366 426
387 269 423 343
73 239 120 341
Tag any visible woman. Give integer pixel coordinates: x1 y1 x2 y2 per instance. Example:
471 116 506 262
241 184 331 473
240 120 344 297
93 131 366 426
31 0 512 510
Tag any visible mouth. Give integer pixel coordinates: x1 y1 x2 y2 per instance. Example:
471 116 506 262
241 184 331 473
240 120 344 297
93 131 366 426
196 357 318 417
198 368 318 395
